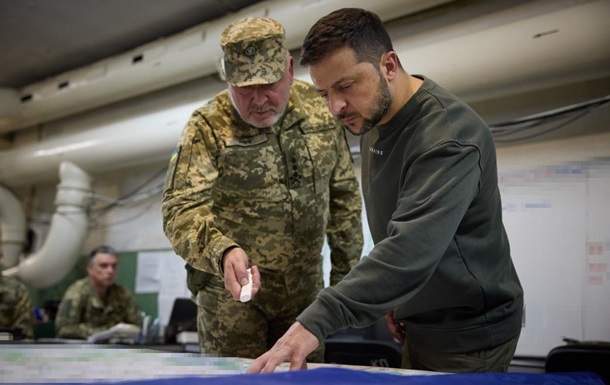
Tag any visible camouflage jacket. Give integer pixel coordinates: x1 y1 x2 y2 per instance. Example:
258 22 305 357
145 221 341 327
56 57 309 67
162 79 363 283
0 275 34 339
55 277 142 339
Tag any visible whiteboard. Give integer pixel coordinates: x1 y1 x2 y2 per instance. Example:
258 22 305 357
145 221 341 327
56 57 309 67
582 160 610 341
500 159 610 357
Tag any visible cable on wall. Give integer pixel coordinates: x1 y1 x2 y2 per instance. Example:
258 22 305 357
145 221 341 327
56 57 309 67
490 95 610 144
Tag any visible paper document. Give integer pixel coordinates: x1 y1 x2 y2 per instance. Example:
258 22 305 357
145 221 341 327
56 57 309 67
87 323 141 344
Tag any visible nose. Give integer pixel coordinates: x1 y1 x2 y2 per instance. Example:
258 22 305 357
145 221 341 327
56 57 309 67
251 86 268 105
327 92 346 117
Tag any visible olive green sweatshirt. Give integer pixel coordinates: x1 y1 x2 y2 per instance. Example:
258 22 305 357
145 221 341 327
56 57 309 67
297 76 523 354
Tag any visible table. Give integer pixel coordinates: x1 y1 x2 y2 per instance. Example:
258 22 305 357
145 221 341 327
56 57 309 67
0 344 603 385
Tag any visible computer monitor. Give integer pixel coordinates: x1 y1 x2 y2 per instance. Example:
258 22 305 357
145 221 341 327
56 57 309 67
165 298 197 344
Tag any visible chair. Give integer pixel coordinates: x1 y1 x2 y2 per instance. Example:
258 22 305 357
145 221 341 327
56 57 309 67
324 320 403 368
545 342 610 384
324 339 403 368
164 298 198 344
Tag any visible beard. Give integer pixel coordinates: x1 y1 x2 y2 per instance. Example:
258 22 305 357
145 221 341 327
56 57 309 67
363 77 392 134
339 74 392 136
246 108 282 128
228 89 284 128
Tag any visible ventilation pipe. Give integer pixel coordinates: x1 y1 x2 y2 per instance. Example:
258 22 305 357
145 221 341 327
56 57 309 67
0 99 203 187
2 161 92 289
0 185 27 268
0 88 20 128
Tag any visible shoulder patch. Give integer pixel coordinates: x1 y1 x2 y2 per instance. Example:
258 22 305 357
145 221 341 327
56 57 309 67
164 146 181 192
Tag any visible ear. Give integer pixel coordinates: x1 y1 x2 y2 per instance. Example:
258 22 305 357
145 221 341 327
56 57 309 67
380 51 399 81
287 56 295 81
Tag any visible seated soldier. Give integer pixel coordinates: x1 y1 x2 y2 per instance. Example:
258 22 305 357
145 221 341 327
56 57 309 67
0 267 34 339
55 245 142 339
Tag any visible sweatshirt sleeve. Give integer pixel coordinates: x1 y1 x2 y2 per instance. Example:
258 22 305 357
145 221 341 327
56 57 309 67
326 127 364 286
297 142 481 342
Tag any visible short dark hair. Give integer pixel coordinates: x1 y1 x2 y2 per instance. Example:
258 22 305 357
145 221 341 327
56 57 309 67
88 245 118 265
300 8 398 67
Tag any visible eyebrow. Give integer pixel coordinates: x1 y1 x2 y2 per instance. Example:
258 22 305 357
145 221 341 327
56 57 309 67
315 75 352 94
99 262 118 267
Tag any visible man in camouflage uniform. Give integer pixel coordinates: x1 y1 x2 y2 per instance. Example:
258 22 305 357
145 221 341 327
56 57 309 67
0 245 34 339
162 17 363 361
55 245 142 339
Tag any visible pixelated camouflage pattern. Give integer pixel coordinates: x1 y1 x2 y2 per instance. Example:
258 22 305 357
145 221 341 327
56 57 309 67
163 78 362 279
0 275 34 339
220 17 287 87
55 277 142 339
196 267 325 361
162 78 363 356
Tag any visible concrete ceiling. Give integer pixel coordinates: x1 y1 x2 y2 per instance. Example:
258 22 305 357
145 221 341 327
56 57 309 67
0 0 265 89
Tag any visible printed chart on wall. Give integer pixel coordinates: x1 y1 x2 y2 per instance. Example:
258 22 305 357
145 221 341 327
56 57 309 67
135 250 191 324
499 158 610 357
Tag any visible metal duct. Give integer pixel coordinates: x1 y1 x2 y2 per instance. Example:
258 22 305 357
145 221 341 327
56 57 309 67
2 161 92 289
0 185 26 268
0 99 202 186
0 88 20 128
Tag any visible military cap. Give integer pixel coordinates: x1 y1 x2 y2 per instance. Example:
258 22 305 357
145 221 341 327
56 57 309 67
220 17 287 87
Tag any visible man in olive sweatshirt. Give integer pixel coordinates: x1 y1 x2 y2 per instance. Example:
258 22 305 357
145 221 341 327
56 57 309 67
249 8 523 374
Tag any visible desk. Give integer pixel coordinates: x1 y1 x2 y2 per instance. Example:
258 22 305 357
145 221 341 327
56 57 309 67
0 344 603 385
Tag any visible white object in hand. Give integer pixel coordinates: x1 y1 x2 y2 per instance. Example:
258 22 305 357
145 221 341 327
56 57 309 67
239 268 253 303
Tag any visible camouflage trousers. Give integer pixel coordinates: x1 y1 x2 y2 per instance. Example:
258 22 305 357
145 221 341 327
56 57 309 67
196 266 325 361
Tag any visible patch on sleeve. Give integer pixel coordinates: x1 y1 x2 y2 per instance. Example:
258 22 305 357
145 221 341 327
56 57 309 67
164 146 181 192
